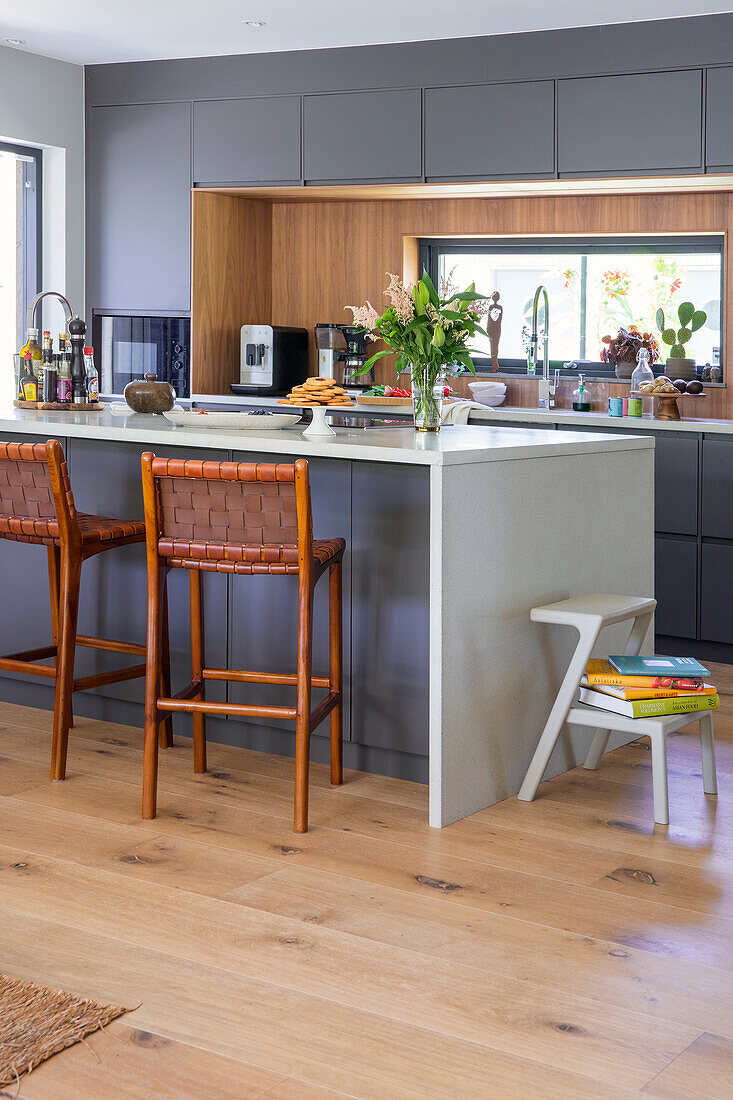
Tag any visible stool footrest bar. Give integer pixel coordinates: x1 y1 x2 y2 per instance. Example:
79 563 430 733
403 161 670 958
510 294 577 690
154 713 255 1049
0 656 57 678
76 634 146 656
157 697 298 720
172 679 204 702
73 663 147 692
2 644 57 663
202 667 330 689
309 691 340 733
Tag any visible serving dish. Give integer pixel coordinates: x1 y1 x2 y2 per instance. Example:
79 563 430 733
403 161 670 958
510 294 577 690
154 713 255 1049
630 390 706 422
163 409 301 430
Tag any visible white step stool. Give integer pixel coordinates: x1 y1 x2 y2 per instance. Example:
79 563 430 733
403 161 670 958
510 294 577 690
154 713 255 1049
517 593 718 825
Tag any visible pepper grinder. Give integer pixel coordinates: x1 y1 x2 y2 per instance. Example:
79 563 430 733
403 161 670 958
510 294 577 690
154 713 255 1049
68 316 87 405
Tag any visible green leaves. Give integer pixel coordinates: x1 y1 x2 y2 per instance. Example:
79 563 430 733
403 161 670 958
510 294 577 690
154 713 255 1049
691 309 707 332
677 301 694 327
656 308 665 331
678 327 692 345
661 327 677 345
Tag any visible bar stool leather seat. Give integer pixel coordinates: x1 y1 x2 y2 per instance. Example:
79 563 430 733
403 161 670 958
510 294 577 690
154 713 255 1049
157 534 345 575
0 512 145 548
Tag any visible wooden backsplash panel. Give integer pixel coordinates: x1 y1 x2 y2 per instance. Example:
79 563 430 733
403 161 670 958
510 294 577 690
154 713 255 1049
195 187 732 413
191 191 272 393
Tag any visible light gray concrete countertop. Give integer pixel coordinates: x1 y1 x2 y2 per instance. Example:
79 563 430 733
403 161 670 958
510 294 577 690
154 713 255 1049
0 402 652 467
193 391 733 434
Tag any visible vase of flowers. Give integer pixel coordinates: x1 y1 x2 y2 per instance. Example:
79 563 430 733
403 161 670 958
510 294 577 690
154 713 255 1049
347 271 488 432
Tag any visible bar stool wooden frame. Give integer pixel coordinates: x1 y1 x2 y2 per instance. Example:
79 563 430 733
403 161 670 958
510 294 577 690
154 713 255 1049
0 439 172 781
140 452 344 832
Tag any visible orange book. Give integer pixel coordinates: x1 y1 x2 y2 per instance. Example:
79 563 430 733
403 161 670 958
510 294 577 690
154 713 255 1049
580 677 716 701
584 659 706 691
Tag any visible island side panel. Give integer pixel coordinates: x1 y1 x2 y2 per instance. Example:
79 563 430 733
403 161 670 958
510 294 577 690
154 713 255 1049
431 444 655 828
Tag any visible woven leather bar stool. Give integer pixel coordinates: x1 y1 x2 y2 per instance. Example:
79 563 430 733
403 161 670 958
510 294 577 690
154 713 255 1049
140 453 345 832
0 439 172 780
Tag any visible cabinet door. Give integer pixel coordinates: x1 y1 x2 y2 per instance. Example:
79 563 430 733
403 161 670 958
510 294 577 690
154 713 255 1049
701 542 733 644
702 438 733 539
350 462 430 756
558 70 702 175
193 97 301 184
655 434 699 536
425 81 554 180
304 90 421 182
88 102 191 312
706 66 733 168
655 537 697 640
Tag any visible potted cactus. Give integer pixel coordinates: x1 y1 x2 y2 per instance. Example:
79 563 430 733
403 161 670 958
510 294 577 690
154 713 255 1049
656 302 706 380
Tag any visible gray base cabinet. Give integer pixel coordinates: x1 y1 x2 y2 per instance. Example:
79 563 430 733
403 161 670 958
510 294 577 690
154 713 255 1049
702 438 733 539
88 102 192 313
303 90 422 182
193 96 302 184
655 537 697 639
655 433 699 536
424 81 554 181
701 543 733 644
558 70 703 176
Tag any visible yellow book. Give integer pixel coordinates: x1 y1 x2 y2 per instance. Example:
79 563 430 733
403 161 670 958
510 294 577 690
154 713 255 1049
580 677 716 701
584 658 706 691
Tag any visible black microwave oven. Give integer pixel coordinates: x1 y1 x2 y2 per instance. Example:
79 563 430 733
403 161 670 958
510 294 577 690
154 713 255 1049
92 314 190 398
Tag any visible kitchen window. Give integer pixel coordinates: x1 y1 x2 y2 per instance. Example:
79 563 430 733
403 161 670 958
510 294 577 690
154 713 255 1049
0 141 41 399
421 236 723 377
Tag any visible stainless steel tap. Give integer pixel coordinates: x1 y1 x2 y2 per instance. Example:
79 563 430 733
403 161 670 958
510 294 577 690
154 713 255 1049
529 285 557 409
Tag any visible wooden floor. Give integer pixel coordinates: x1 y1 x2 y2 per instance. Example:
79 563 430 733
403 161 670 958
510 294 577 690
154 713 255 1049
2 667 733 1099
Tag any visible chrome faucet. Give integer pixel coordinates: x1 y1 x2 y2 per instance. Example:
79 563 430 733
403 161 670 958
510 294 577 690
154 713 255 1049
530 285 557 409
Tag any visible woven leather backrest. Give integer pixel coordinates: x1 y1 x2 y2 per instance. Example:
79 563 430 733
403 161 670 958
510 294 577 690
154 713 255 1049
151 459 305 548
0 442 62 522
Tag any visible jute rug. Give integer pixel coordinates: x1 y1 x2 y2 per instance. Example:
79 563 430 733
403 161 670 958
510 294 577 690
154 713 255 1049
0 973 128 1088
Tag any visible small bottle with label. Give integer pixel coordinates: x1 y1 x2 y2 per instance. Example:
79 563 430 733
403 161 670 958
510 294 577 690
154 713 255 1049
56 350 72 404
83 346 99 402
18 352 39 402
43 351 58 404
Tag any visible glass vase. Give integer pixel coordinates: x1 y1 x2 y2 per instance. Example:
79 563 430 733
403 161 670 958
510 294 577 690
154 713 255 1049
411 367 445 432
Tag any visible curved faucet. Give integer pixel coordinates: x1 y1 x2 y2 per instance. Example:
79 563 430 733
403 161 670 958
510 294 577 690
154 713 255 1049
530 285 557 409
26 290 74 333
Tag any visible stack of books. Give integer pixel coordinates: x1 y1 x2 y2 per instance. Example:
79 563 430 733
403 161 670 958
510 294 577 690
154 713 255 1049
579 656 719 718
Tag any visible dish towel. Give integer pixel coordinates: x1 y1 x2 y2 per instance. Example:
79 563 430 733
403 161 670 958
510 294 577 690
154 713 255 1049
441 400 486 425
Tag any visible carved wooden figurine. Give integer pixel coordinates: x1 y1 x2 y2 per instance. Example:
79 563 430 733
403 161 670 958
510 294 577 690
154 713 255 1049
487 291 502 372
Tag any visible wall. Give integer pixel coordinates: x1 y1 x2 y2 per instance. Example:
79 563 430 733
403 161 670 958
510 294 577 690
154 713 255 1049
0 44 85 326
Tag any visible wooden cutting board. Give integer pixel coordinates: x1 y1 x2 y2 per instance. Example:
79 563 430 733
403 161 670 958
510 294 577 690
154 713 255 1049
356 394 412 407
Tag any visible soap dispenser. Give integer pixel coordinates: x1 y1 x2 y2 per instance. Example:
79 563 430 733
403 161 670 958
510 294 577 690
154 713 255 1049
572 373 591 412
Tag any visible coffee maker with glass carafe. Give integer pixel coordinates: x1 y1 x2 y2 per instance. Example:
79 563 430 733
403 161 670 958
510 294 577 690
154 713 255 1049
314 323 374 389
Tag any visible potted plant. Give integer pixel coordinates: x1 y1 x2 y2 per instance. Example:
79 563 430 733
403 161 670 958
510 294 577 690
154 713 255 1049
656 302 707 381
346 271 488 431
600 326 660 379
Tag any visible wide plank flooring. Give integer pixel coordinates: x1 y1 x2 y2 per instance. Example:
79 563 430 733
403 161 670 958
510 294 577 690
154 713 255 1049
1 662 733 1098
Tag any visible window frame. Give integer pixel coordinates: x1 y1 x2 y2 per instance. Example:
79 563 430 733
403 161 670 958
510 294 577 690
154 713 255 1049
0 139 42 342
419 234 724 377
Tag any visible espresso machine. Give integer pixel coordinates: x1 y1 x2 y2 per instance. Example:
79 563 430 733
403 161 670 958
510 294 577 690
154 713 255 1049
315 323 375 389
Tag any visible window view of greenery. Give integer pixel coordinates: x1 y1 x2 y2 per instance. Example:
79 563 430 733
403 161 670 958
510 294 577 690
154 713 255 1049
434 239 723 372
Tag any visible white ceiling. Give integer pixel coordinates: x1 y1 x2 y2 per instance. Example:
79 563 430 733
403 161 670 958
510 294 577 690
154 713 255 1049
1 0 732 66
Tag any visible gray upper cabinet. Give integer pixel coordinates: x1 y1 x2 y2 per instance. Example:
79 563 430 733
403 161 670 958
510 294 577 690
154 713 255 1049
303 89 422 182
706 66 733 168
88 102 192 312
424 80 554 180
193 96 302 184
557 70 703 176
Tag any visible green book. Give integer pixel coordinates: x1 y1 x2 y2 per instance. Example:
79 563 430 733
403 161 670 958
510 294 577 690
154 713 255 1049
578 686 719 719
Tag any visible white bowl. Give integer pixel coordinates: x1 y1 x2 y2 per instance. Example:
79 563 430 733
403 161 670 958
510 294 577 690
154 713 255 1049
471 391 506 407
469 379 507 391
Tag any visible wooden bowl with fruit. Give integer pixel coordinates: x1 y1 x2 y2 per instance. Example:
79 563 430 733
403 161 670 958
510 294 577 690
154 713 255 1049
631 376 705 421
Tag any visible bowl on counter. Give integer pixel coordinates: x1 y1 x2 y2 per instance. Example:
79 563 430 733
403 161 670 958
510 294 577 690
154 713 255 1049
468 380 507 407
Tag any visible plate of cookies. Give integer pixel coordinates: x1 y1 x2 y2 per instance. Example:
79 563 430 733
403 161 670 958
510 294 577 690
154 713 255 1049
277 377 355 408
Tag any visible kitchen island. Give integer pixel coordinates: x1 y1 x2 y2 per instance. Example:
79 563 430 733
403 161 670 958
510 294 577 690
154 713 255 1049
0 403 654 826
